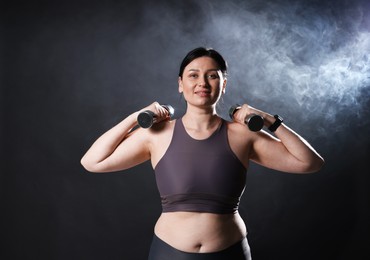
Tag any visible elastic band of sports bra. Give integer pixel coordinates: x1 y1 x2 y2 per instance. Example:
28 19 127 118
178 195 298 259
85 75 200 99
161 193 240 214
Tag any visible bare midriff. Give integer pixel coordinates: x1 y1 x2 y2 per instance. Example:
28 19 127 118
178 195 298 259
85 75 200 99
154 211 247 253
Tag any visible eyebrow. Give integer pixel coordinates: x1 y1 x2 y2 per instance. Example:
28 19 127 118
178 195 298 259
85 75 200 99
187 69 219 72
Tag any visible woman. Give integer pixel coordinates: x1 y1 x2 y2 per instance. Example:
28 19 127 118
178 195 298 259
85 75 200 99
81 47 324 259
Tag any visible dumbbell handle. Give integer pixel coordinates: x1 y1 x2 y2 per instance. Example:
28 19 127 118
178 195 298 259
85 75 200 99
137 104 174 128
229 104 264 132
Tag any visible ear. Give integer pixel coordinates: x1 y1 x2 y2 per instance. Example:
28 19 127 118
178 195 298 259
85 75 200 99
178 76 183 93
222 78 227 94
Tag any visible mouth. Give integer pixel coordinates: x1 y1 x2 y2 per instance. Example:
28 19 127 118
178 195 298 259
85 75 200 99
195 90 211 97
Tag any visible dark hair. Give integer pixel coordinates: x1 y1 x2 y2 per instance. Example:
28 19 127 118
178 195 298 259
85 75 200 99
178 47 228 78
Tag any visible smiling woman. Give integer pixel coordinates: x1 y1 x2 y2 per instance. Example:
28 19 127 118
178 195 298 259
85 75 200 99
80 47 324 260
178 56 226 109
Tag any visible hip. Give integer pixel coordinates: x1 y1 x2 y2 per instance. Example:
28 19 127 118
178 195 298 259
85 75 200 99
148 233 251 260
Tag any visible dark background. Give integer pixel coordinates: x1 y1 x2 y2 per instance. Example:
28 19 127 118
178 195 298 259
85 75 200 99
2 0 370 259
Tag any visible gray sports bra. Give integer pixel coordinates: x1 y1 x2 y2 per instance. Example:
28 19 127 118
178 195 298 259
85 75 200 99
154 118 247 214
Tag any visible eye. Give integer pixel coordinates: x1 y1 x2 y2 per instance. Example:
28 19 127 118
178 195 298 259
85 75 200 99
188 73 198 78
207 73 219 79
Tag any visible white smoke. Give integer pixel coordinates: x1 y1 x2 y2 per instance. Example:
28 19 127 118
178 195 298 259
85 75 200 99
197 1 370 128
121 0 370 134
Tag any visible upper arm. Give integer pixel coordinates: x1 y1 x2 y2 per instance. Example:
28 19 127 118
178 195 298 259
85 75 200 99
90 128 151 173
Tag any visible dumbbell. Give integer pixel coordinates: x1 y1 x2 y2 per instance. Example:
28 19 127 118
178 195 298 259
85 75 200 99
137 104 174 128
229 104 264 132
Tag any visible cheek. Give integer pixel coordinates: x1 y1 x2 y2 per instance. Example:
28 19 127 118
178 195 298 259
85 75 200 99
181 80 194 90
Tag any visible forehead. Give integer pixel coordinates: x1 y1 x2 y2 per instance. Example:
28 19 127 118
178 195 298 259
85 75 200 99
184 56 219 71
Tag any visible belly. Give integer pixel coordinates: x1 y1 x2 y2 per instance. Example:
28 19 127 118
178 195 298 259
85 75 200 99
154 211 247 253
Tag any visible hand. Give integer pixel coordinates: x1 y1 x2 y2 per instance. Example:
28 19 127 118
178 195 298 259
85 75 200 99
140 102 171 123
232 104 261 125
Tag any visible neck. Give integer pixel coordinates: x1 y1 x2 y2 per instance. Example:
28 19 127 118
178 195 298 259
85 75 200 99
182 105 220 131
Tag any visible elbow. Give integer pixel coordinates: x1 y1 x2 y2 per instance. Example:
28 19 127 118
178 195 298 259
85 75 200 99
80 158 94 173
80 157 115 173
80 157 101 173
301 157 325 174
312 155 325 172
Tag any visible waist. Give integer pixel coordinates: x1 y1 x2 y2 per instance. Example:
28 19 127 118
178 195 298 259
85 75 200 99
154 211 247 253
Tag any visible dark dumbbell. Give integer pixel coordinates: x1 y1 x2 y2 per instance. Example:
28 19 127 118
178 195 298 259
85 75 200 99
229 104 264 132
137 104 174 128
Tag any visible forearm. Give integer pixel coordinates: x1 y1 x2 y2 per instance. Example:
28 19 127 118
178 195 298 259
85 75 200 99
80 111 140 171
236 104 324 173
258 110 324 172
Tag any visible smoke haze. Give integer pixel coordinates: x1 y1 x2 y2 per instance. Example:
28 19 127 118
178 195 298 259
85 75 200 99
3 1 370 259
135 0 370 135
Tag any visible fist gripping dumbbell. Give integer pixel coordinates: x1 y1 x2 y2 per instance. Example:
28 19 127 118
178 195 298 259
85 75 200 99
229 104 264 132
137 104 174 128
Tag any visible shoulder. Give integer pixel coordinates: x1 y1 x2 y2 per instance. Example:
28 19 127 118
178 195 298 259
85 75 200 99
149 119 176 135
226 120 264 150
146 119 176 145
128 119 175 145
226 120 271 141
225 120 251 137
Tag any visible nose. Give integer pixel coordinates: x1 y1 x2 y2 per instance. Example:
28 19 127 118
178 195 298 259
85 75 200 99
197 76 208 87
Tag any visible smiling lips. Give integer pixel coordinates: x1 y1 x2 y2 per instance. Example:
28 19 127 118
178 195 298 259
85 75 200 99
195 90 211 97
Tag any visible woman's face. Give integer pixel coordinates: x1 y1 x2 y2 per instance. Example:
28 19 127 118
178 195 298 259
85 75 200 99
178 56 227 109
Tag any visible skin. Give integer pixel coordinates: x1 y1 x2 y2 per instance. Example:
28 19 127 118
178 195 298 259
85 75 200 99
81 56 324 253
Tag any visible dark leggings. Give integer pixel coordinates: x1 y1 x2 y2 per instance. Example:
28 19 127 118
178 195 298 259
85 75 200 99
148 234 252 260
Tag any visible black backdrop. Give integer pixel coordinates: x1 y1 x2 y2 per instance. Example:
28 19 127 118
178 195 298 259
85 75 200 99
2 0 370 259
